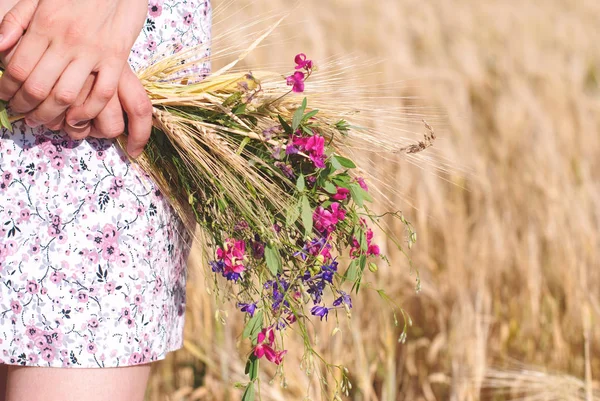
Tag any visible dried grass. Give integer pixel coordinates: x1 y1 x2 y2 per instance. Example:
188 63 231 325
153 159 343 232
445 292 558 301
146 0 600 400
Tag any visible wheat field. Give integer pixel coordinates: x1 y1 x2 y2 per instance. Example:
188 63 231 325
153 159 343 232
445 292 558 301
146 0 600 400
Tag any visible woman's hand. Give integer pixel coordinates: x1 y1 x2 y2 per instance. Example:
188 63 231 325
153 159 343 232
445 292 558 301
0 0 153 158
0 0 147 128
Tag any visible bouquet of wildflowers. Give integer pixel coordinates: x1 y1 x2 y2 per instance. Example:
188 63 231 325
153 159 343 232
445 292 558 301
0 29 433 400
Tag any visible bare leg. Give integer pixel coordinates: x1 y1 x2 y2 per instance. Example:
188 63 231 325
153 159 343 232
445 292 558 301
0 364 7 401
5 364 151 401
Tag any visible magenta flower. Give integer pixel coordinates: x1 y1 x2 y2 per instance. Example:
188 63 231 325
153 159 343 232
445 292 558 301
254 327 287 365
350 228 380 258
294 53 313 70
355 177 369 191
313 203 346 233
286 71 305 93
332 187 350 201
216 239 248 274
304 135 326 168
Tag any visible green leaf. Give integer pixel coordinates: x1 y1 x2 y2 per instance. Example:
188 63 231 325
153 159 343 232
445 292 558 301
302 109 319 122
242 310 264 341
296 174 306 192
222 91 242 107
344 259 358 283
237 137 251 155
245 355 260 381
323 181 337 194
301 195 313 236
0 101 11 132
265 244 282 276
330 157 343 171
333 155 357 169
278 115 293 135
242 383 255 401
349 183 372 207
232 103 247 115
292 98 308 131
286 201 301 226
357 228 368 251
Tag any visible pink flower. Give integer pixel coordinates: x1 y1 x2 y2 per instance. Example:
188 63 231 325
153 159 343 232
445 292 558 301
253 327 287 365
313 203 346 233
355 177 368 191
350 228 380 258
148 2 162 17
216 239 247 274
332 187 350 201
183 12 193 25
86 342 97 354
26 280 39 294
129 352 143 365
304 135 326 168
77 292 88 303
286 71 305 93
294 53 313 70
10 300 22 314
41 345 55 362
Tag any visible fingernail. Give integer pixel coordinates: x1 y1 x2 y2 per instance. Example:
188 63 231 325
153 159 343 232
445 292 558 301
25 118 40 128
67 120 91 129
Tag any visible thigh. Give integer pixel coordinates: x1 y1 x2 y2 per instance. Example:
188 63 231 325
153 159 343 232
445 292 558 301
5 364 151 401
0 364 7 401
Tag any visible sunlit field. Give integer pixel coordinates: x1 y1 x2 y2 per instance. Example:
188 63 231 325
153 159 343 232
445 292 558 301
147 0 600 399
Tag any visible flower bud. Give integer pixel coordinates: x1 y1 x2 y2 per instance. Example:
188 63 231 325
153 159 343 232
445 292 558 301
316 254 325 264
369 262 378 273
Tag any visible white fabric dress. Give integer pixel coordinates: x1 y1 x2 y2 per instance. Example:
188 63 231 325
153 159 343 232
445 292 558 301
0 0 211 368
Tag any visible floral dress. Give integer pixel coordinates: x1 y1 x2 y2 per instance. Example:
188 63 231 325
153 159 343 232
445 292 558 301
0 0 211 368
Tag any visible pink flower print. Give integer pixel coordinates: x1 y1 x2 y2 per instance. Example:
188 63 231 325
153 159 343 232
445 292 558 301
86 343 97 354
77 292 88 303
135 205 146 216
183 12 193 25
19 209 31 222
102 224 119 244
102 242 119 262
10 300 22 314
26 280 39 294
134 294 143 305
2 171 12 183
148 1 162 17
104 281 116 293
121 308 131 318
3 240 17 256
96 150 106 160
87 251 99 264
126 318 135 329
30 243 40 254
41 345 55 362
88 318 99 330
40 142 57 158
37 162 48 173
25 325 42 340
51 155 64 169
34 336 47 349
129 352 143 365
27 354 39 364
146 36 157 51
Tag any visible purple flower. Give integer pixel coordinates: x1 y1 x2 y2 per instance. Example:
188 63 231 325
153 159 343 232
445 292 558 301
238 302 257 317
311 305 330 321
286 71 305 93
333 291 353 309
252 241 265 259
294 53 313 70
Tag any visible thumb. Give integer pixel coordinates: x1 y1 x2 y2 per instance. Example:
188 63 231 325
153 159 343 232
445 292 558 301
0 0 38 52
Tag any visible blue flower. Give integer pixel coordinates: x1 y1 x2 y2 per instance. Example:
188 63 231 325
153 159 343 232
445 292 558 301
237 302 257 317
333 291 352 309
310 305 330 321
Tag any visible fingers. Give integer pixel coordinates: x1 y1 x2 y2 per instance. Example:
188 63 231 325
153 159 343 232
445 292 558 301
117 67 152 158
63 73 96 139
0 31 48 101
26 59 91 128
0 0 38 52
66 62 122 128
89 93 124 140
10 48 70 114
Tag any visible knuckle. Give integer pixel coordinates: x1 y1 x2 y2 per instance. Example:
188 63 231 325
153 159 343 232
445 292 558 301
132 98 152 118
23 81 50 102
96 86 116 103
104 122 125 138
62 24 85 45
54 90 78 107
3 10 23 28
6 63 29 83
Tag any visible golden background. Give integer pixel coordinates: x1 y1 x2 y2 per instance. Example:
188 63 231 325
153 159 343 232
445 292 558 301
148 1 600 400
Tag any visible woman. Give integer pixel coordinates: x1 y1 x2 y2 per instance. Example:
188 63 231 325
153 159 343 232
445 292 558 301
0 0 211 399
